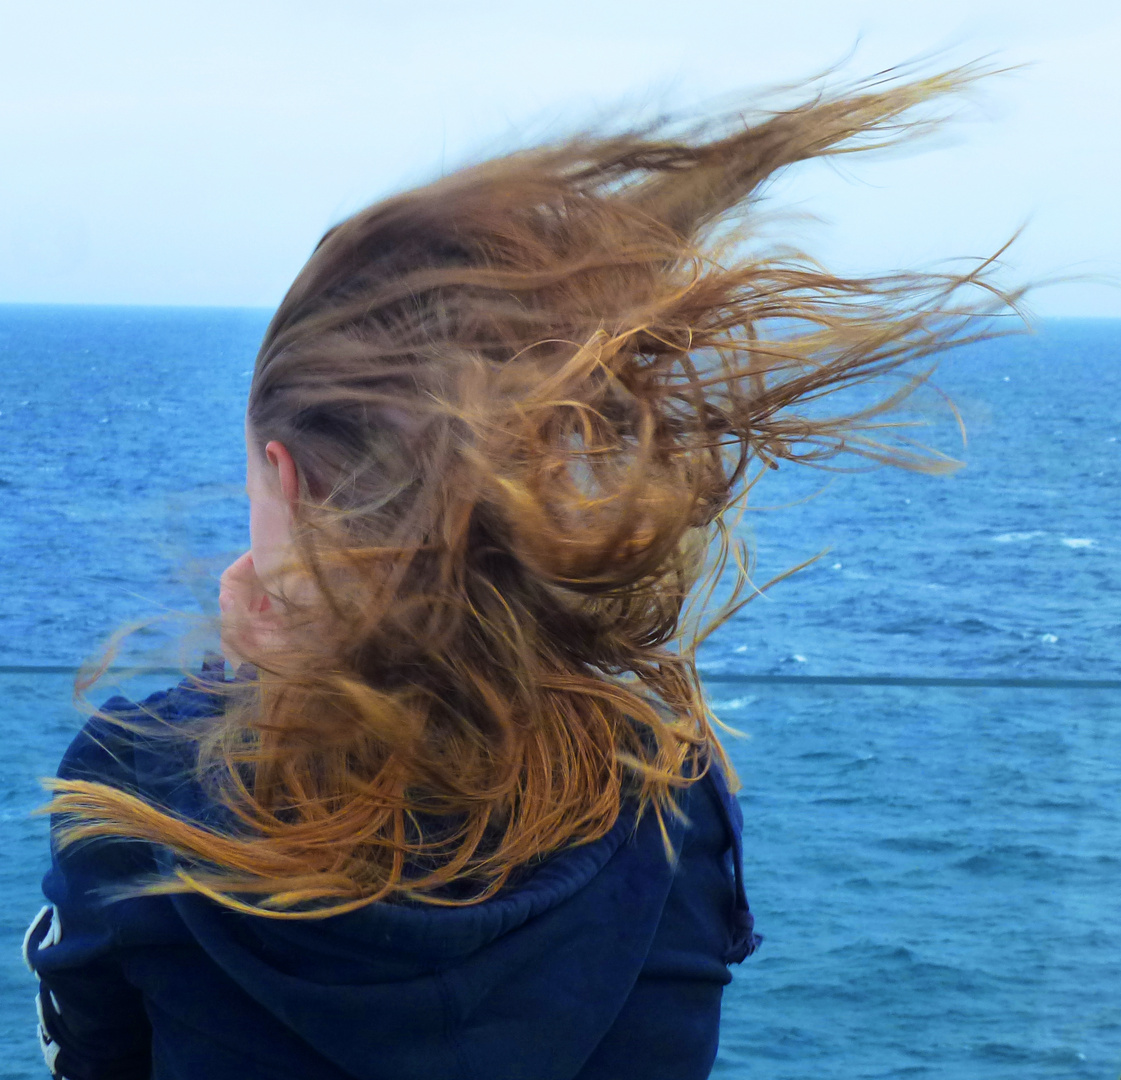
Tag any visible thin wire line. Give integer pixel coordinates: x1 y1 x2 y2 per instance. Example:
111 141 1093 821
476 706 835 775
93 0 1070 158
700 674 1121 690
2 665 1119 690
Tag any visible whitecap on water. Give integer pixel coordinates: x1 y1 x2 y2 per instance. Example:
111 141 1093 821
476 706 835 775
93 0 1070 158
992 531 1047 543
1060 538 1096 549
710 696 756 711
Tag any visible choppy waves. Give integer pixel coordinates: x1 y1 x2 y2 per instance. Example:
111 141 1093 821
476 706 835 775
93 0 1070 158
0 310 1118 1079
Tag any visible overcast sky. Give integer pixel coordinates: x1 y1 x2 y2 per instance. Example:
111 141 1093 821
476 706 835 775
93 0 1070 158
1 0 1118 314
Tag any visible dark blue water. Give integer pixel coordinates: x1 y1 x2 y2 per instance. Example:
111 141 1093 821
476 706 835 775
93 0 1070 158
2 307 1119 677
1 307 1118 1077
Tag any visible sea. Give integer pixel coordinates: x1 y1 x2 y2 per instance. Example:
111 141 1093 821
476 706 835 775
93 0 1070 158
0 306 1118 1078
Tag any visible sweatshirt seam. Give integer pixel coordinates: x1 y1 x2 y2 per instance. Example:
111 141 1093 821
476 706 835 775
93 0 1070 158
434 970 479 1080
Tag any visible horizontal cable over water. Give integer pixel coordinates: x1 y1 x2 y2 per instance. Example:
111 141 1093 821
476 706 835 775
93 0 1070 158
1 666 1119 690
703 674 1121 689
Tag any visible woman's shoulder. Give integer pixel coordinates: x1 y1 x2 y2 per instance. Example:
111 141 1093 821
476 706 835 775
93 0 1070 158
56 655 233 791
45 659 239 914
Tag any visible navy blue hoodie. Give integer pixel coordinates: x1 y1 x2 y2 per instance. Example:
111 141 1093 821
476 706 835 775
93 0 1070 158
25 662 759 1080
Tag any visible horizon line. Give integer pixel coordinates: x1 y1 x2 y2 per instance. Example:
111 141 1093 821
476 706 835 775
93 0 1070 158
0 300 1118 321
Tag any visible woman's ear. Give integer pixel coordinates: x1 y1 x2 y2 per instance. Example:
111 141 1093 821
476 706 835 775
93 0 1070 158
264 440 300 517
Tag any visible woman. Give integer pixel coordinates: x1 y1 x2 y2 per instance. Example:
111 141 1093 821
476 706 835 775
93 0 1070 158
25 65 1018 1079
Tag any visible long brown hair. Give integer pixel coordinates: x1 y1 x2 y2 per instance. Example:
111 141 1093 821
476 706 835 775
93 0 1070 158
47 64 1025 916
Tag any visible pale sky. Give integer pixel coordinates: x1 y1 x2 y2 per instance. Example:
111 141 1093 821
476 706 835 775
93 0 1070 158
1 0 1118 314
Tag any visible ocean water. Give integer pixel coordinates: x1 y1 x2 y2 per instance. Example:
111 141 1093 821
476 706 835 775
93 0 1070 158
0 307 1118 1077
2 306 1120 677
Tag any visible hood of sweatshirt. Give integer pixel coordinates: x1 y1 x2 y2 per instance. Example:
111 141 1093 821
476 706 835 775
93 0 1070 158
40 661 758 1080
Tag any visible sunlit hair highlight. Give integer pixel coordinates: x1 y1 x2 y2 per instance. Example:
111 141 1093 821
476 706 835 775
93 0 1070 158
46 64 1026 916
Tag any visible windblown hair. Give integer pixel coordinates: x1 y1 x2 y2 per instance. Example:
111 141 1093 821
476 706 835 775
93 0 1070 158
48 65 1023 915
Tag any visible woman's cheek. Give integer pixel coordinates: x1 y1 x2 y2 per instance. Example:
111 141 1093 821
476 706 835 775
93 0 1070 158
248 495 290 582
